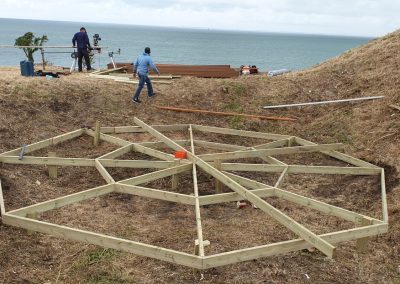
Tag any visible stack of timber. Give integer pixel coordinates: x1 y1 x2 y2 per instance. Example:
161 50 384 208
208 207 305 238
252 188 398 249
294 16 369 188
107 63 239 78
89 68 174 85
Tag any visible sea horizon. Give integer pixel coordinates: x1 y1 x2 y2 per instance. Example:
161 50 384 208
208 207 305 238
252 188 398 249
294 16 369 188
0 18 373 71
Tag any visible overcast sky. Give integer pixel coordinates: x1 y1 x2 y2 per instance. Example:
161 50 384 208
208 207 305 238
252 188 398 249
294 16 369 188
1 0 399 37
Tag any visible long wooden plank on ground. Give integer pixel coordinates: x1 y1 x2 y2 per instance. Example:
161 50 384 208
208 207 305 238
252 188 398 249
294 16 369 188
294 137 380 168
192 124 291 140
224 171 378 224
98 144 133 159
99 159 179 169
220 163 381 175
195 158 336 258
202 223 388 268
100 124 190 134
0 156 95 167
132 144 175 161
2 214 203 269
7 184 115 217
0 129 85 156
118 164 192 186
275 167 289 188
134 117 185 152
198 188 275 205
116 184 195 205
95 160 115 184
189 125 205 256
198 143 344 162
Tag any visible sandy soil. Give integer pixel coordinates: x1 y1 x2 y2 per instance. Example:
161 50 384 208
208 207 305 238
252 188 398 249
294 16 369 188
0 29 399 283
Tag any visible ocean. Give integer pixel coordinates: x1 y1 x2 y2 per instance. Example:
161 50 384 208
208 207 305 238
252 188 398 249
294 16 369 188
0 18 372 71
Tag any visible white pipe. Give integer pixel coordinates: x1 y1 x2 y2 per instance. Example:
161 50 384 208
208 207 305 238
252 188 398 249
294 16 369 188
263 96 384 109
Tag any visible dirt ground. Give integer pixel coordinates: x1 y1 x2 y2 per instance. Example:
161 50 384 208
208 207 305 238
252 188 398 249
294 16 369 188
0 29 400 283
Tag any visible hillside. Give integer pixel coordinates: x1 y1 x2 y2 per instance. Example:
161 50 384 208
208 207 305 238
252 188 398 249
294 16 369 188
0 29 399 283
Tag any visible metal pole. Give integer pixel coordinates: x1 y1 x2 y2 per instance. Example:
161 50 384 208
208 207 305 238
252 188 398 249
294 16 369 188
263 96 384 109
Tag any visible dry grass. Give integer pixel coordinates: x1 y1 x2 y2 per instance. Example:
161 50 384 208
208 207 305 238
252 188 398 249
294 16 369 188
0 29 400 283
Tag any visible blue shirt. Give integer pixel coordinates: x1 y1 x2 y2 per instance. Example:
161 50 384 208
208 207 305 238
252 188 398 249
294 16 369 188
72 32 91 49
134 53 159 75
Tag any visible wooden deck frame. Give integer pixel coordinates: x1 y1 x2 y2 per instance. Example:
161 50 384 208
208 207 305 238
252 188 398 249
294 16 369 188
0 118 388 269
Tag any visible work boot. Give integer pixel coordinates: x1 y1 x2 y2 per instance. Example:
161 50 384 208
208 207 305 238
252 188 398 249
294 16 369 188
148 93 157 98
132 97 141 104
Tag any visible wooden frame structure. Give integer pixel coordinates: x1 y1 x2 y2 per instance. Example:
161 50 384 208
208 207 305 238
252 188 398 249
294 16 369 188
0 118 388 269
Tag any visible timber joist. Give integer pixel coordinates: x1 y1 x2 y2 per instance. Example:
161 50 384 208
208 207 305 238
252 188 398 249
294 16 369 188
0 118 388 269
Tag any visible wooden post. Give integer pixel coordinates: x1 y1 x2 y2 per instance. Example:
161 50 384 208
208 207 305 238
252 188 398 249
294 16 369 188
48 152 57 179
26 212 38 235
288 136 296 147
94 120 101 146
0 179 5 215
214 159 222 193
171 159 180 190
356 218 373 252
194 239 210 256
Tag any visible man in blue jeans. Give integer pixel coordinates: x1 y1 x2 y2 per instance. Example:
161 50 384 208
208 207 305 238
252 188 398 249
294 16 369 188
132 47 160 104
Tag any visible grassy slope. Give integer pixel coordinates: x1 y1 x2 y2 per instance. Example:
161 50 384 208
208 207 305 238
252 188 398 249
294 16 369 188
0 29 399 283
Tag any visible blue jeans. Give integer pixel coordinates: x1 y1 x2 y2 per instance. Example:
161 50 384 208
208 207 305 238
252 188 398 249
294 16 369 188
133 74 154 99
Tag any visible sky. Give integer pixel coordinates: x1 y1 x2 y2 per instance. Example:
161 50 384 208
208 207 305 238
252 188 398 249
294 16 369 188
0 0 399 37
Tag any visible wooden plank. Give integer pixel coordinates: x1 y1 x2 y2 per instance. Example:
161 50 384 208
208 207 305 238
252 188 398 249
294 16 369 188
0 179 5 215
294 137 379 168
48 152 58 179
0 156 95 167
225 171 377 225
198 144 344 162
115 184 195 205
198 188 275 206
192 124 291 140
2 214 203 269
95 160 115 184
7 184 115 217
118 164 192 186
202 223 388 268
189 125 205 257
133 144 175 161
195 158 336 258
138 140 189 149
100 124 190 134
252 139 289 149
220 164 381 175
0 129 84 156
98 144 133 159
275 167 289 188
99 159 179 169
134 117 186 152
194 140 246 151
381 169 389 223
86 129 131 147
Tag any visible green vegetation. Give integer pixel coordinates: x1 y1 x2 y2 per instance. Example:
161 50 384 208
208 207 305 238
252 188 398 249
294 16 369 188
15 32 48 62
87 248 119 265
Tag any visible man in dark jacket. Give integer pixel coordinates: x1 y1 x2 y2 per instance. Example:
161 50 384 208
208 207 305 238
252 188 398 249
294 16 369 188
72 27 91 72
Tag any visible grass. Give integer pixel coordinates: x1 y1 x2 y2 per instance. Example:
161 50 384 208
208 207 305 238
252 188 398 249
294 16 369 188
87 248 119 265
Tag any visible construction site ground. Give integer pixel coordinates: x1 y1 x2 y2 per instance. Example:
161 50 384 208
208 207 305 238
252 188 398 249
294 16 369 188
0 29 399 283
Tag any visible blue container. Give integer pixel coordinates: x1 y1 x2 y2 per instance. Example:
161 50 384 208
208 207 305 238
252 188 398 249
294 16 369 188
20 60 34 76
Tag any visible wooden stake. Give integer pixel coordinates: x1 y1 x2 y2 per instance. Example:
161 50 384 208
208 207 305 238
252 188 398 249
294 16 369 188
171 159 180 190
356 218 373 252
48 152 57 179
214 159 223 193
94 120 101 146
26 212 38 235
0 179 5 215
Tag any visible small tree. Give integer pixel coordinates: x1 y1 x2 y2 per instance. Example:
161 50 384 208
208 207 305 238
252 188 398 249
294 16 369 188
15 32 48 62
